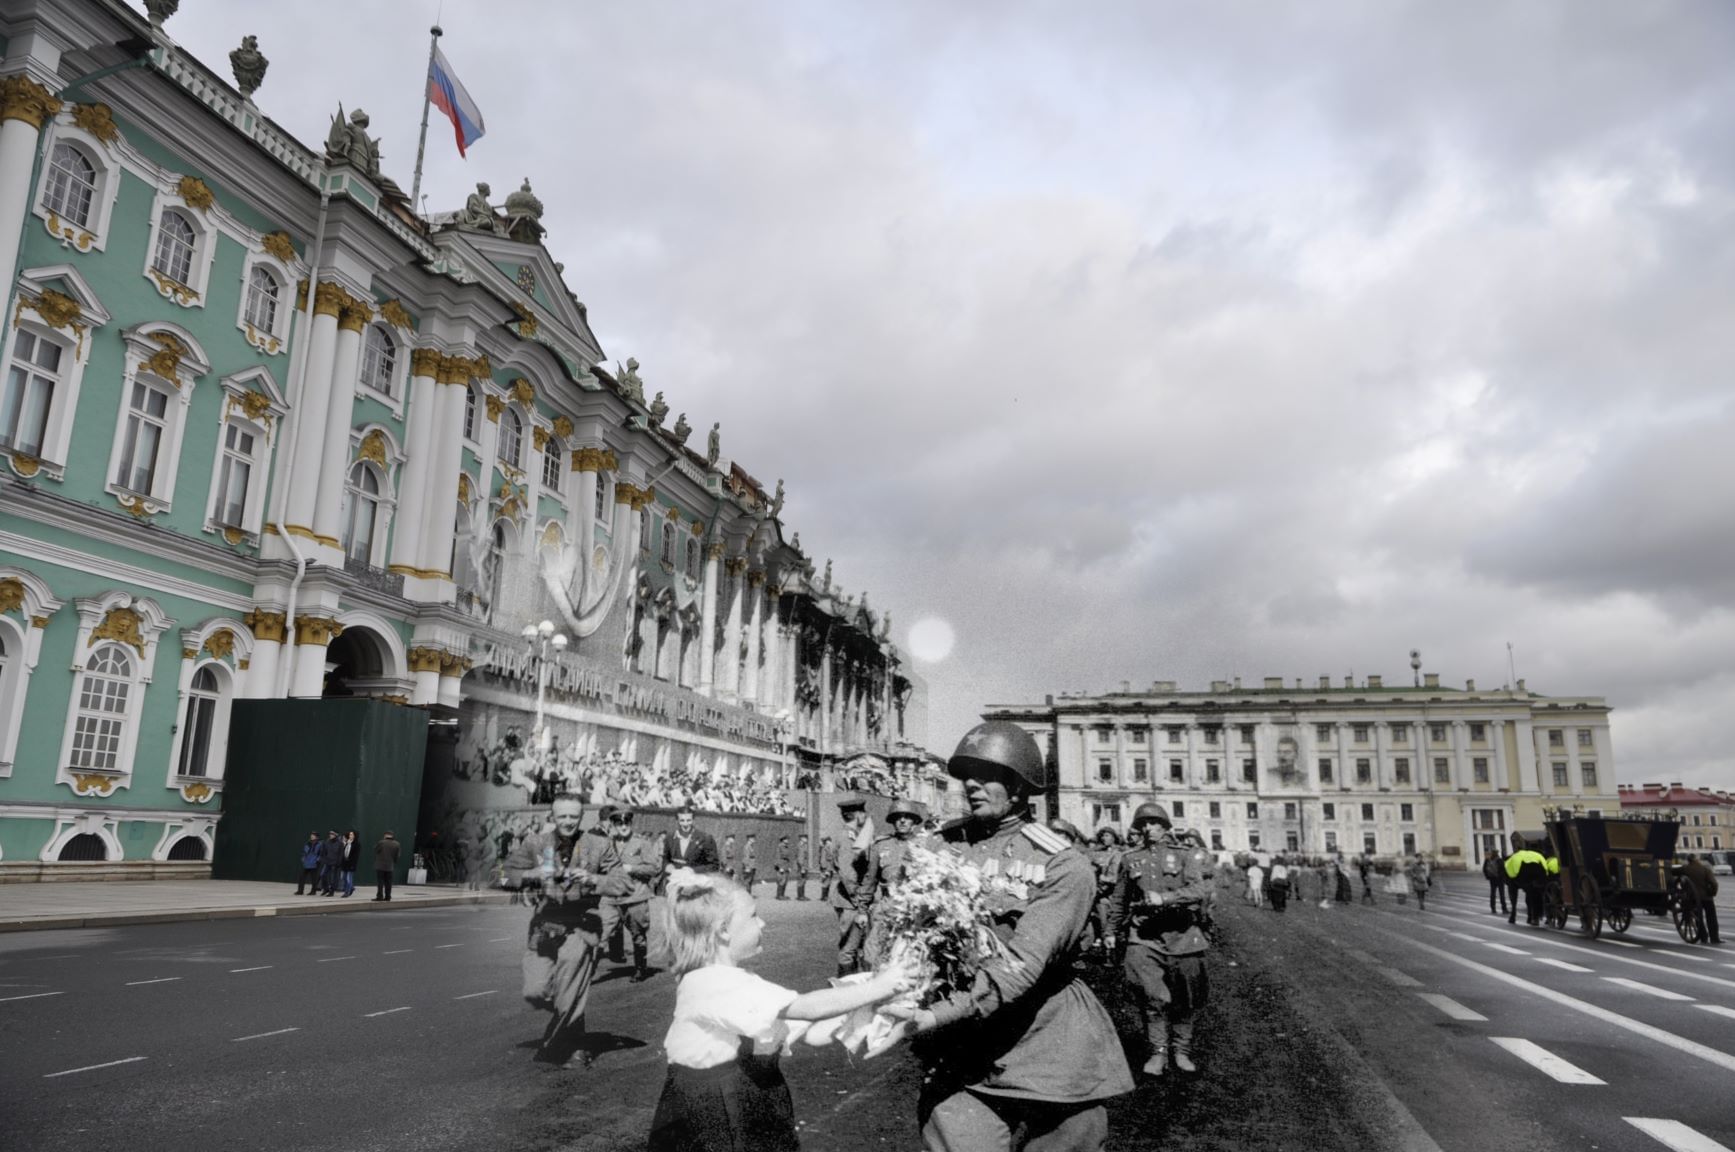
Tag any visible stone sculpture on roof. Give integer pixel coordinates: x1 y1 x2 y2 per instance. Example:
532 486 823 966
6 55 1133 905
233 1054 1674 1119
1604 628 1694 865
821 559 832 593
504 178 545 243
616 358 645 406
649 391 669 428
325 106 382 181
791 532 801 552
770 479 785 519
229 35 268 99
457 183 504 234
671 412 692 445
706 422 721 468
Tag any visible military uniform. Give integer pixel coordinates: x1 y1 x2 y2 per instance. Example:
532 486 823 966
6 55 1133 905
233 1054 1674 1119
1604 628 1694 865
796 834 811 900
505 825 619 1063
831 834 874 975
913 815 1133 1150
1110 830 1210 1075
862 831 918 967
599 827 661 979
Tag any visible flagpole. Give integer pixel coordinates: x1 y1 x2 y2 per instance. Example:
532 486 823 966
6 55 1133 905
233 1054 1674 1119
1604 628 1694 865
409 23 442 217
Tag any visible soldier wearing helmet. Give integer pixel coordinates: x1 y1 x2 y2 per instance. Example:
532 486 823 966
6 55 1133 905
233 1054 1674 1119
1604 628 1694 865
1111 801 1210 1077
884 721 1132 1151
830 797 875 976
863 798 927 966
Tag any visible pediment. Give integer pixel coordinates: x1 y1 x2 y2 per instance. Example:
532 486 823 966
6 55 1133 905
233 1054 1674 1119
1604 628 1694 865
427 229 603 371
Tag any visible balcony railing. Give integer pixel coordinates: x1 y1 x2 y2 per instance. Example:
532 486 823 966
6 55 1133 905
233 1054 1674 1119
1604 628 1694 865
343 554 405 597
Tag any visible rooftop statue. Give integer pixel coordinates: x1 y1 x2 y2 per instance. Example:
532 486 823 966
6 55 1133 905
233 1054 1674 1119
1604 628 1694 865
504 178 545 243
770 478 785 518
457 182 504 234
821 559 832 593
671 412 692 445
706 422 721 468
325 106 381 181
145 0 179 28
616 358 645 406
880 611 892 641
791 532 801 552
230 35 268 99
649 391 669 428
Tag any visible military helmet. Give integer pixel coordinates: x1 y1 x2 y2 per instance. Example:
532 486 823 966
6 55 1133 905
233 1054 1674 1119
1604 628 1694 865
1131 802 1171 830
947 721 1048 792
886 798 925 824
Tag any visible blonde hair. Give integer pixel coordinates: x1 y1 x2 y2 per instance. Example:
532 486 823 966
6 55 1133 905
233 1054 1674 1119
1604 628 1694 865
664 873 750 976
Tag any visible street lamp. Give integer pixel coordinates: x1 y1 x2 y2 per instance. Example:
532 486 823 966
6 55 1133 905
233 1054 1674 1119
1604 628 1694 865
523 619 568 753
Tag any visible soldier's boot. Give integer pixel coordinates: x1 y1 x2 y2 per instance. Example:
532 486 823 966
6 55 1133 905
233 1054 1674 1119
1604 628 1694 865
1171 1023 1198 1074
1141 1018 1168 1077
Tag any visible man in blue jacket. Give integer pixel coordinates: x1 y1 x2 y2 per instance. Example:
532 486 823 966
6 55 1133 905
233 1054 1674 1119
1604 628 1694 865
295 832 321 895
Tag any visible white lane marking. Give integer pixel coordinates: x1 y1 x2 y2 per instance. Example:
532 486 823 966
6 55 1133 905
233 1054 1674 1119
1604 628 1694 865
1430 909 1735 992
1482 942 1530 956
487 937 512 943
1450 933 1489 944
230 966 273 973
1346 949 1380 966
316 956 356 963
1696 1005 1735 1021
125 977 181 986
232 1027 300 1042
1489 1037 1605 1084
1378 967 1422 987
0 991 66 1003
1602 977 1695 1002
1647 949 1711 964
1415 993 1486 1021
434 943 464 950
454 990 497 1000
364 1006 411 1017
382 949 412 955
1605 939 1643 949
1397 937 1735 1074
44 1056 148 1078
1536 958 1595 973
1625 1118 1734 1152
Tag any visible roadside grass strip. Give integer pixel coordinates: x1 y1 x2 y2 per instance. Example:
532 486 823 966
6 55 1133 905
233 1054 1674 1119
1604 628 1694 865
1602 977 1694 1002
1398 937 1735 1075
1415 993 1486 1021
44 1056 147 1078
1489 1037 1604 1084
1625 1118 1735 1152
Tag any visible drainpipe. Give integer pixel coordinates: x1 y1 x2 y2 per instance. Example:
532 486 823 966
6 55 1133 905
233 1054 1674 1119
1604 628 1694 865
271 166 332 696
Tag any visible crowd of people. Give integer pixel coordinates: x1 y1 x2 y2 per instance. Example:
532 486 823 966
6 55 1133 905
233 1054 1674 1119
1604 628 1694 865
292 828 401 901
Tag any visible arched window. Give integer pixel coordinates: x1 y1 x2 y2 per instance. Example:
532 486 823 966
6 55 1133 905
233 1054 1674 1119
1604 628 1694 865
640 504 652 552
463 383 479 441
487 520 508 607
43 143 97 227
242 265 280 333
341 462 383 563
177 665 220 778
167 835 208 861
541 434 562 491
152 209 197 286
69 645 132 772
58 832 110 862
113 380 172 494
1 328 63 457
360 325 396 397
498 408 523 469
661 520 676 566
595 473 608 521
686 536 700 580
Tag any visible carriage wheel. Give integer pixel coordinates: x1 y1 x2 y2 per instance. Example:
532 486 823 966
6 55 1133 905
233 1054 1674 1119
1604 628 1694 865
1607 906 1633 935
1672 881 1701 944
1577 875 1602 939
1542 880 1565 930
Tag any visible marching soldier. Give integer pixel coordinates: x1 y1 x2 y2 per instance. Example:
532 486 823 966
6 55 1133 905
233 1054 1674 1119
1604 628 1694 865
818 834 839 898
796 832 812 899
598 808 661 982
863 798 925 966
831 798 875 976
886 721 1132 1151
1111 802 1210 1077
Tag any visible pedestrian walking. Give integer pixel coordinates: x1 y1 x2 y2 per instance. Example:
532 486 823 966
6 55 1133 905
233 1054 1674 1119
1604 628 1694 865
1268 856 1291 913
1680 854 1722 945
1483 849 1510 915
1358 854 1376 904
295 831 321 895
721 835 739 884
1112 802 1211 1078
319 830 343 896
831 800 874 977
505 794 616 1066
885 721 1133 1150
795 834 810 900
1246 859 1266 908
600 808 662 982
647 874 911 1151
1407 854 1431 911
773 836 793 900
742 835 759 894
373 830 401 901
340 829 360 898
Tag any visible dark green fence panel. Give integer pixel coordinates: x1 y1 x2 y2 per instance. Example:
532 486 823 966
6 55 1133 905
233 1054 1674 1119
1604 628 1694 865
213 699 430 883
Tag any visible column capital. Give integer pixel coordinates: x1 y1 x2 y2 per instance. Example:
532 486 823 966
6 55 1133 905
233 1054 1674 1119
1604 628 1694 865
0 75 62 130
311 281 347 318
438 652 473 678
747 569 766 588
724 557 748 577
293 615 343 646
337 295 374 332
407 646 446 674
242 609 288 643
706 541 726 561
409 347 443 379
484 393 505 423
572 446 618 473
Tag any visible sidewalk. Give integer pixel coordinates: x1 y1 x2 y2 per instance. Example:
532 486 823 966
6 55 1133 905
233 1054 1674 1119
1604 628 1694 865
0 879 508 933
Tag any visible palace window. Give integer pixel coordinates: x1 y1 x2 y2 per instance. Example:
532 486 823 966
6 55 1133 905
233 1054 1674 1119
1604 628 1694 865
1132 758 1148 783
1203 727 1219 746
152 209 197 287
686 537 700 580
1248 831 1262 850
1172 802 1185 819
1205 759 1220 784
1582 762 1598 789
1391 723 1410 743
176 666 221 778
661 520 676 566
243 266 281 335
1096 758 1112 784
1400 803 1414 822
1473 757 1489 784
1322 803 1335 821
1284 802 1297 820
1168 759 1183 784
541 433 563 492
1286 831 1299 852
1095 725 1114 745
1356 758 1372 784
639 504 652 552
1363 832 1377 854
1 329 62 456
1167 726 1183 745
1361 803 1375 821
1434 757 1451 785
1209 801 1221 819
1318 758 1334 784
595 472 610 521
1394 757 1411 785
463 383 480 441
1324 830 1338 852
359 325 396 398
113 380 171 495
341 462 384 564
1211 830 1224 850
1091 803 1121 827
69 645 131 772
498 408 523 469
1552 762 1569 788
1578 729 1593 748
1129 725 1149 745
44 143 97 227
1470 722 1487 742
1352 724 1370 743
1430 724 1447 743
1402 832 1417 855
1315 723 1332 742
1239 724 1256 745
1548 729 1564 747
1241 758 1256 784
211 421 256 529
1246 802 1258 819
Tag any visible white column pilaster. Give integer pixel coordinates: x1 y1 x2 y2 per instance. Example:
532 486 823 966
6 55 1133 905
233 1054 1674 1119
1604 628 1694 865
719 559 744 701
419 358 472 579
282 291 342 534
697 543 721 697
288 615 340 698
742 572 764 706
389 349 441 575
312 299 370 547
0 77 58 305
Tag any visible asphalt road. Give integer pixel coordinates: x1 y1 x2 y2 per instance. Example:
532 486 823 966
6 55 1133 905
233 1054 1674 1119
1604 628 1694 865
1 877 1729 1152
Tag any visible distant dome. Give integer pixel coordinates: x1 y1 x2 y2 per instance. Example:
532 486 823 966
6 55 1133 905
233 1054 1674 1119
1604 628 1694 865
505 178 543 221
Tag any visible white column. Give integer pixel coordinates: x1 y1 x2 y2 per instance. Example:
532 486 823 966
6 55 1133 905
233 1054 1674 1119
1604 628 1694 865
419 358 471 577
1374 720 1391 791
389 349 440 573
408 646 442 706
288 615 339 698
0 77 58 305
1453 721 1470 790
719 559 744 701
761 598 780 711
697 543 721 697
742 572 764 706
818 641 831 757
437 655 466 709
282 288 343 532
240 610 287 699
312 298 370 546
572 454 600 566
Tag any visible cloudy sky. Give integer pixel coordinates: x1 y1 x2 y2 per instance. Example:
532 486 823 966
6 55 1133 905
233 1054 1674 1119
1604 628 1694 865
163 2 1734 788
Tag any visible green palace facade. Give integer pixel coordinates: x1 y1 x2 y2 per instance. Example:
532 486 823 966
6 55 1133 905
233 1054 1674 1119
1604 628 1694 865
0 0 918 879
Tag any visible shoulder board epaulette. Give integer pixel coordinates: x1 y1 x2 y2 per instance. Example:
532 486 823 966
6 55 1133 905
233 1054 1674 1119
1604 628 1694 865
872 835 894 846
1021 823 1068 855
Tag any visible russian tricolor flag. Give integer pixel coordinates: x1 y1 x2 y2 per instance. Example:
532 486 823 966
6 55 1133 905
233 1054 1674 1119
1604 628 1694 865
428 46 485 157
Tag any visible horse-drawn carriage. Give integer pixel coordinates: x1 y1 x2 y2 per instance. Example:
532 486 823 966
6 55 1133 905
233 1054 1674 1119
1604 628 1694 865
1533 814 1700 942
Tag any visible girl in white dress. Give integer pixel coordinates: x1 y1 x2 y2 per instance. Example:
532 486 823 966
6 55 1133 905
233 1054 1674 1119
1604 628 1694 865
649 875 909 1151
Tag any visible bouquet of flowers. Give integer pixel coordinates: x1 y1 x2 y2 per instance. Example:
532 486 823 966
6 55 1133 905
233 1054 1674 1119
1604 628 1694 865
814 844 1004 1058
